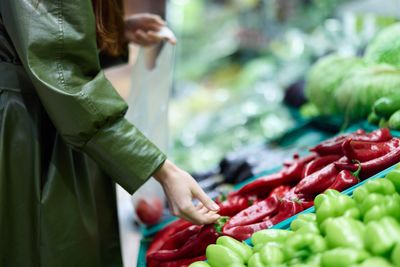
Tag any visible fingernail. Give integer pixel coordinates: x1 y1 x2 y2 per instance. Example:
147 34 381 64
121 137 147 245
212 203 220 210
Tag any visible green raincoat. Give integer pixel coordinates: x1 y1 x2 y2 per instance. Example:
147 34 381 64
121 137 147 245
0 0 166 266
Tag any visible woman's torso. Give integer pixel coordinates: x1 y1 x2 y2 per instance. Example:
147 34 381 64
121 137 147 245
0 13 123 267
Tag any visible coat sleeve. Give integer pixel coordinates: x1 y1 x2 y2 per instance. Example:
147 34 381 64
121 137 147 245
1 0 166 194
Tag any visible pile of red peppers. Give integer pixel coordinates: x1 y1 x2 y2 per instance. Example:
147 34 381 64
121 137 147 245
146 128 400 266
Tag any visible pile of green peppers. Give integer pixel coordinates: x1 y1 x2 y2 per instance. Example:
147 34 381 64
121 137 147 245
189 167 400 267
369 95 400 130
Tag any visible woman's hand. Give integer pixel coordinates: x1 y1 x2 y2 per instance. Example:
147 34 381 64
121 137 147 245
125 13 176 46
154 160 220 225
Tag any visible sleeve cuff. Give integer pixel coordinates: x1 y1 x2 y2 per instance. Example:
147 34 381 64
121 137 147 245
83 118 167 194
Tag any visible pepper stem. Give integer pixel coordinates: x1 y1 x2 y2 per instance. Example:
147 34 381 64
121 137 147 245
214 216 229 234
290 197 302 205
219 194 227 202
351 160 362 179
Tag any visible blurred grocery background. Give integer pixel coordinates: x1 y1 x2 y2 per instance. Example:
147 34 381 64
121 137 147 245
104 0 400 266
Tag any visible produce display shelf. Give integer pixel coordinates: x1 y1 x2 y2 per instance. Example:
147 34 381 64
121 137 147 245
260 164 398 234
138 165 399 267
140 117 337 237
137 123 400 266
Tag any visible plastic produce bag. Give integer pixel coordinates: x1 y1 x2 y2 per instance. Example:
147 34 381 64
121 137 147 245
126 43 175 220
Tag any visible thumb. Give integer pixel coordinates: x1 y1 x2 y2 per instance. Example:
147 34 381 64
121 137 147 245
193 187 220 212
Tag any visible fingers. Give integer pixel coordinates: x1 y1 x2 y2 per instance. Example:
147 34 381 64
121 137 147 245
136 13 165 31
179 202 220 225
192 186 220 212
196 203 209 215
157 162 220 225
148 31 177 45
131 30 163 46
171 201 219 225
175 185 220 224
142 13 166 26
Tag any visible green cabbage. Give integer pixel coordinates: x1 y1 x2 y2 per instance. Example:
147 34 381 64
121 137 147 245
365 23 400 68
334 64 400 120
305 54 365 115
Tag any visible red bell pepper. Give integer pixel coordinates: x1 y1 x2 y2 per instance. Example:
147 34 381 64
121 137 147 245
160 225 203 250
223 196 280 229
309 131 362 155
147 225 220 262
216 195 253 217
310 128 391 155
351 128 392 142
299 199 314 209
147 220 193 267
268 185 291 199
263 199 304 223
294 161 342 196
159 255 206 267
335 145 400 179
235 154 316 196
342 138 400 162
350 137 399 150
222 199 303 240
302 155 342 177
146 219 192 258
327 162 361 192
283 188 314 209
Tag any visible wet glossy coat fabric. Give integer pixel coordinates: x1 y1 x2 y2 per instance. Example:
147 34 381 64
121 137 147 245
0 0 166 266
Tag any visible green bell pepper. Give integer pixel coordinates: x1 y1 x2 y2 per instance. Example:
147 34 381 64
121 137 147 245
253 243 265 253
216 236 253 263
314 189 341 209
325 217 365 249
379 118 389 128
251 229 293 246
315 190 360 231
320 248 369 267
389 110 400 130
290 214 320 234
364 217 400 256
287 253 321 267
368 111 381 125
373 96 400 119
353 179 396 204
247 243 285 267
363 194 400 223
188 262 211 267
227 264 246 267
357 257 394 267
259 243 285 265
254 242 282 253
385 170 400 194
391 243 400 267
284 233 327 262
359 193 387 214
248 253 264 267
290 264 319 267
206 244 244 267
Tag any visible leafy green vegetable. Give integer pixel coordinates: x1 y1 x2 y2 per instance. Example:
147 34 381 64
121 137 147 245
365 23 400 68
334 64 400 120
305 54 364 115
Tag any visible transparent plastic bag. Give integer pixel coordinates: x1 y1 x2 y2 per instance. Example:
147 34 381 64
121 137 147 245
126 44 175 215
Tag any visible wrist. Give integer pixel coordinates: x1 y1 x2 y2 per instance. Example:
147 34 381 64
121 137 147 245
153 160 176 184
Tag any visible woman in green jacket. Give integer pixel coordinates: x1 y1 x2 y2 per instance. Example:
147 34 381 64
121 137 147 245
0 0 220 266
